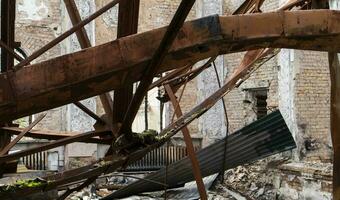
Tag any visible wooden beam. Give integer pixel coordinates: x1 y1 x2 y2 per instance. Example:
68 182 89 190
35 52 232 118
164 84 207 199
328 52 340 200
1 11 340 122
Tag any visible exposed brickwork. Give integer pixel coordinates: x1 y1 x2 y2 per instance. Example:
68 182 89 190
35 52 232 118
294 50 332 162
16 0 63 63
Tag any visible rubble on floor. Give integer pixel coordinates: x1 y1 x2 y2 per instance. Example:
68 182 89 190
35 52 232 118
65 173 249 200
223 157 333 200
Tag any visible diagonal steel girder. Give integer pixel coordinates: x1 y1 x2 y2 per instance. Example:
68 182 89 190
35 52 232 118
0 10 340 123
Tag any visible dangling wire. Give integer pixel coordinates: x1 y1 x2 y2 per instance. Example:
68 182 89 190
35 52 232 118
159 79 164 131
212 60 229 182
144 94 148 130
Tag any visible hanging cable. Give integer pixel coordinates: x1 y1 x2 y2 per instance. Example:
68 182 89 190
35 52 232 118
212 60 229 183
145 94 149 130
159 76 164 131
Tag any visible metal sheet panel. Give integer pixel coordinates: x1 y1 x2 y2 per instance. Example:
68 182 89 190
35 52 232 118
104 110 296 199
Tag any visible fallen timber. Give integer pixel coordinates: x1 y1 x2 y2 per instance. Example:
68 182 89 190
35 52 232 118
0 10 340 122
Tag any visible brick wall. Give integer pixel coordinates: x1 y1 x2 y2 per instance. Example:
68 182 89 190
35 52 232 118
293 50 332 162
16 0 65 132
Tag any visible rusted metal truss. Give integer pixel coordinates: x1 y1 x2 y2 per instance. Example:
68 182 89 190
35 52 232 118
0 0 340 199
0 10 339 122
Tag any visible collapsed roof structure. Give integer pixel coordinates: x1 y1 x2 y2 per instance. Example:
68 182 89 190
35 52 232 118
0 0 339 199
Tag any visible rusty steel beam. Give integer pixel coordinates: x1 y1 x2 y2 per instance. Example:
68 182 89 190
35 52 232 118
64 0 114 124
74 102 106 124
162 57 215 92
0 126 111 144
0 49 280 199
0 129 110 164
14 0 123 70
157 58 215 104
164 84 207 199
0 114 46 156
149 65 192 90
0 46 278 199
1 0 16 71
328 52 340 200
155 49 277 155
63 0 91 48
0 0 16 178
0 10 340 123
113 0 140 125
233 0 265 14
0 40 24 62
280 0 311 10
118 0 196 135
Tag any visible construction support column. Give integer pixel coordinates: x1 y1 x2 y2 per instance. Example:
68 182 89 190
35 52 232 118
113 0 140 126
0 0 16 177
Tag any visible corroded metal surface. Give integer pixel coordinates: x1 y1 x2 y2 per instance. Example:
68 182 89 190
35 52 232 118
104 111 296 199
165 84 207 199
118 0 196 136
64 0 114 126
0 10 340 122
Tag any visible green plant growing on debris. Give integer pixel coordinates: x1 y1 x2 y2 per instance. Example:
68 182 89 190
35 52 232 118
0 178 48 192
113 129 160 155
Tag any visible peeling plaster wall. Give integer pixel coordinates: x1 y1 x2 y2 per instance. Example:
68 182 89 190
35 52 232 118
278 49 300 159
17 0 49 21
196 0 227 146
61 0 98 168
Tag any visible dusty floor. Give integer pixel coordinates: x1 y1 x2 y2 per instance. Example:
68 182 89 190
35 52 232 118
65 175 247 200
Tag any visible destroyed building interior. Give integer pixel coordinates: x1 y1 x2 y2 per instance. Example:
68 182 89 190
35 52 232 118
0 0 340 199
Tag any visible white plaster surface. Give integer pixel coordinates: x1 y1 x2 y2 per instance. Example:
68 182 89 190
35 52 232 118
196 0 227 146
17 0 49 21
63 0 98 159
